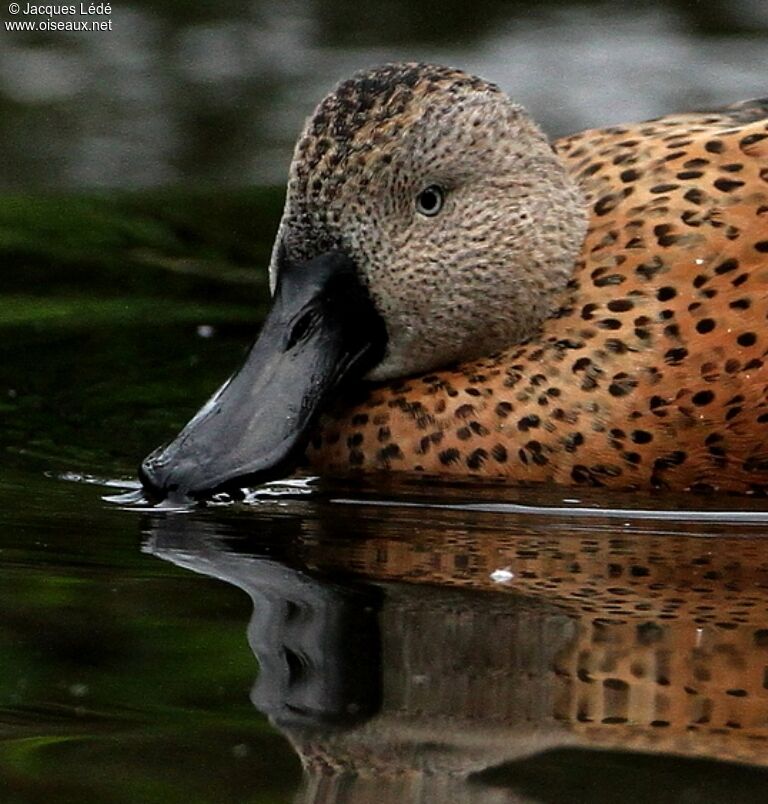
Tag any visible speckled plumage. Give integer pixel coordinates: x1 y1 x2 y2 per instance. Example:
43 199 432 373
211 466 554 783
298 508 768 767
286 66 768 493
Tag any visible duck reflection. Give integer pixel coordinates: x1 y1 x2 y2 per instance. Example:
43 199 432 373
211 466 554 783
143 488 768 802
144 516 382 732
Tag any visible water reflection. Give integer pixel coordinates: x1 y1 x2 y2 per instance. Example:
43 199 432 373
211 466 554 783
144 493 768 802
150 520 384 729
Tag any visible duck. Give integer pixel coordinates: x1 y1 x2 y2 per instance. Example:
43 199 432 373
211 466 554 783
139 62 768 501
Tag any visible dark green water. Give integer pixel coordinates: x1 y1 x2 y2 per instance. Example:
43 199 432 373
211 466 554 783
0 468 300 803
0 189 303 802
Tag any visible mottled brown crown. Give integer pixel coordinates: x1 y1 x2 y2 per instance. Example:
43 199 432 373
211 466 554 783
282 63 503 258
296 62 500 172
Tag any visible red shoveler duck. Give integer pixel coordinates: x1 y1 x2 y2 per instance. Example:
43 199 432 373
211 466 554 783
140 63 768 500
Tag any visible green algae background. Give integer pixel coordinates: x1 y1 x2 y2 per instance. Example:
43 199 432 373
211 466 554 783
0 190 281 477
0 468 301 803
0 190 280 315
0 191 300 802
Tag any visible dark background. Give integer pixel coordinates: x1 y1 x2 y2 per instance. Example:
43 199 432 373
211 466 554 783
1 0 767 190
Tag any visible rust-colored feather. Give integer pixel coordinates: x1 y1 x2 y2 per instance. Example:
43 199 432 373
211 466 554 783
306 104 768 492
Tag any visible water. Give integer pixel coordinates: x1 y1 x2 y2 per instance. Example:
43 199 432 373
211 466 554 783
5 312 768 802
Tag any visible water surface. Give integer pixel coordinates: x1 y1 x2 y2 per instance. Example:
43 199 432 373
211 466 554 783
4 310 768 802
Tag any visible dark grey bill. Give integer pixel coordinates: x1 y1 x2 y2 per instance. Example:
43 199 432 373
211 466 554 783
139 252 387 502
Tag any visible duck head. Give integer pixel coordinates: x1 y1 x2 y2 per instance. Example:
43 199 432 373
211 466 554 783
140 63 587 501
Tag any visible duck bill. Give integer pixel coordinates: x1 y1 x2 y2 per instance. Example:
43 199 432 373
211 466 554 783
139 252 386 502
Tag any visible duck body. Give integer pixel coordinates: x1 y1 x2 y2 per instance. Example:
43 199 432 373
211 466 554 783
307 101 768 492
140 65 768 499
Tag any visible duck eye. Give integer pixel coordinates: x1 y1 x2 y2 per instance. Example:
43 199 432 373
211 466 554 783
416 185 444 217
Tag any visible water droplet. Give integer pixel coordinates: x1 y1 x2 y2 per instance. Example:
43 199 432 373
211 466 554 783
490 567 514 583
